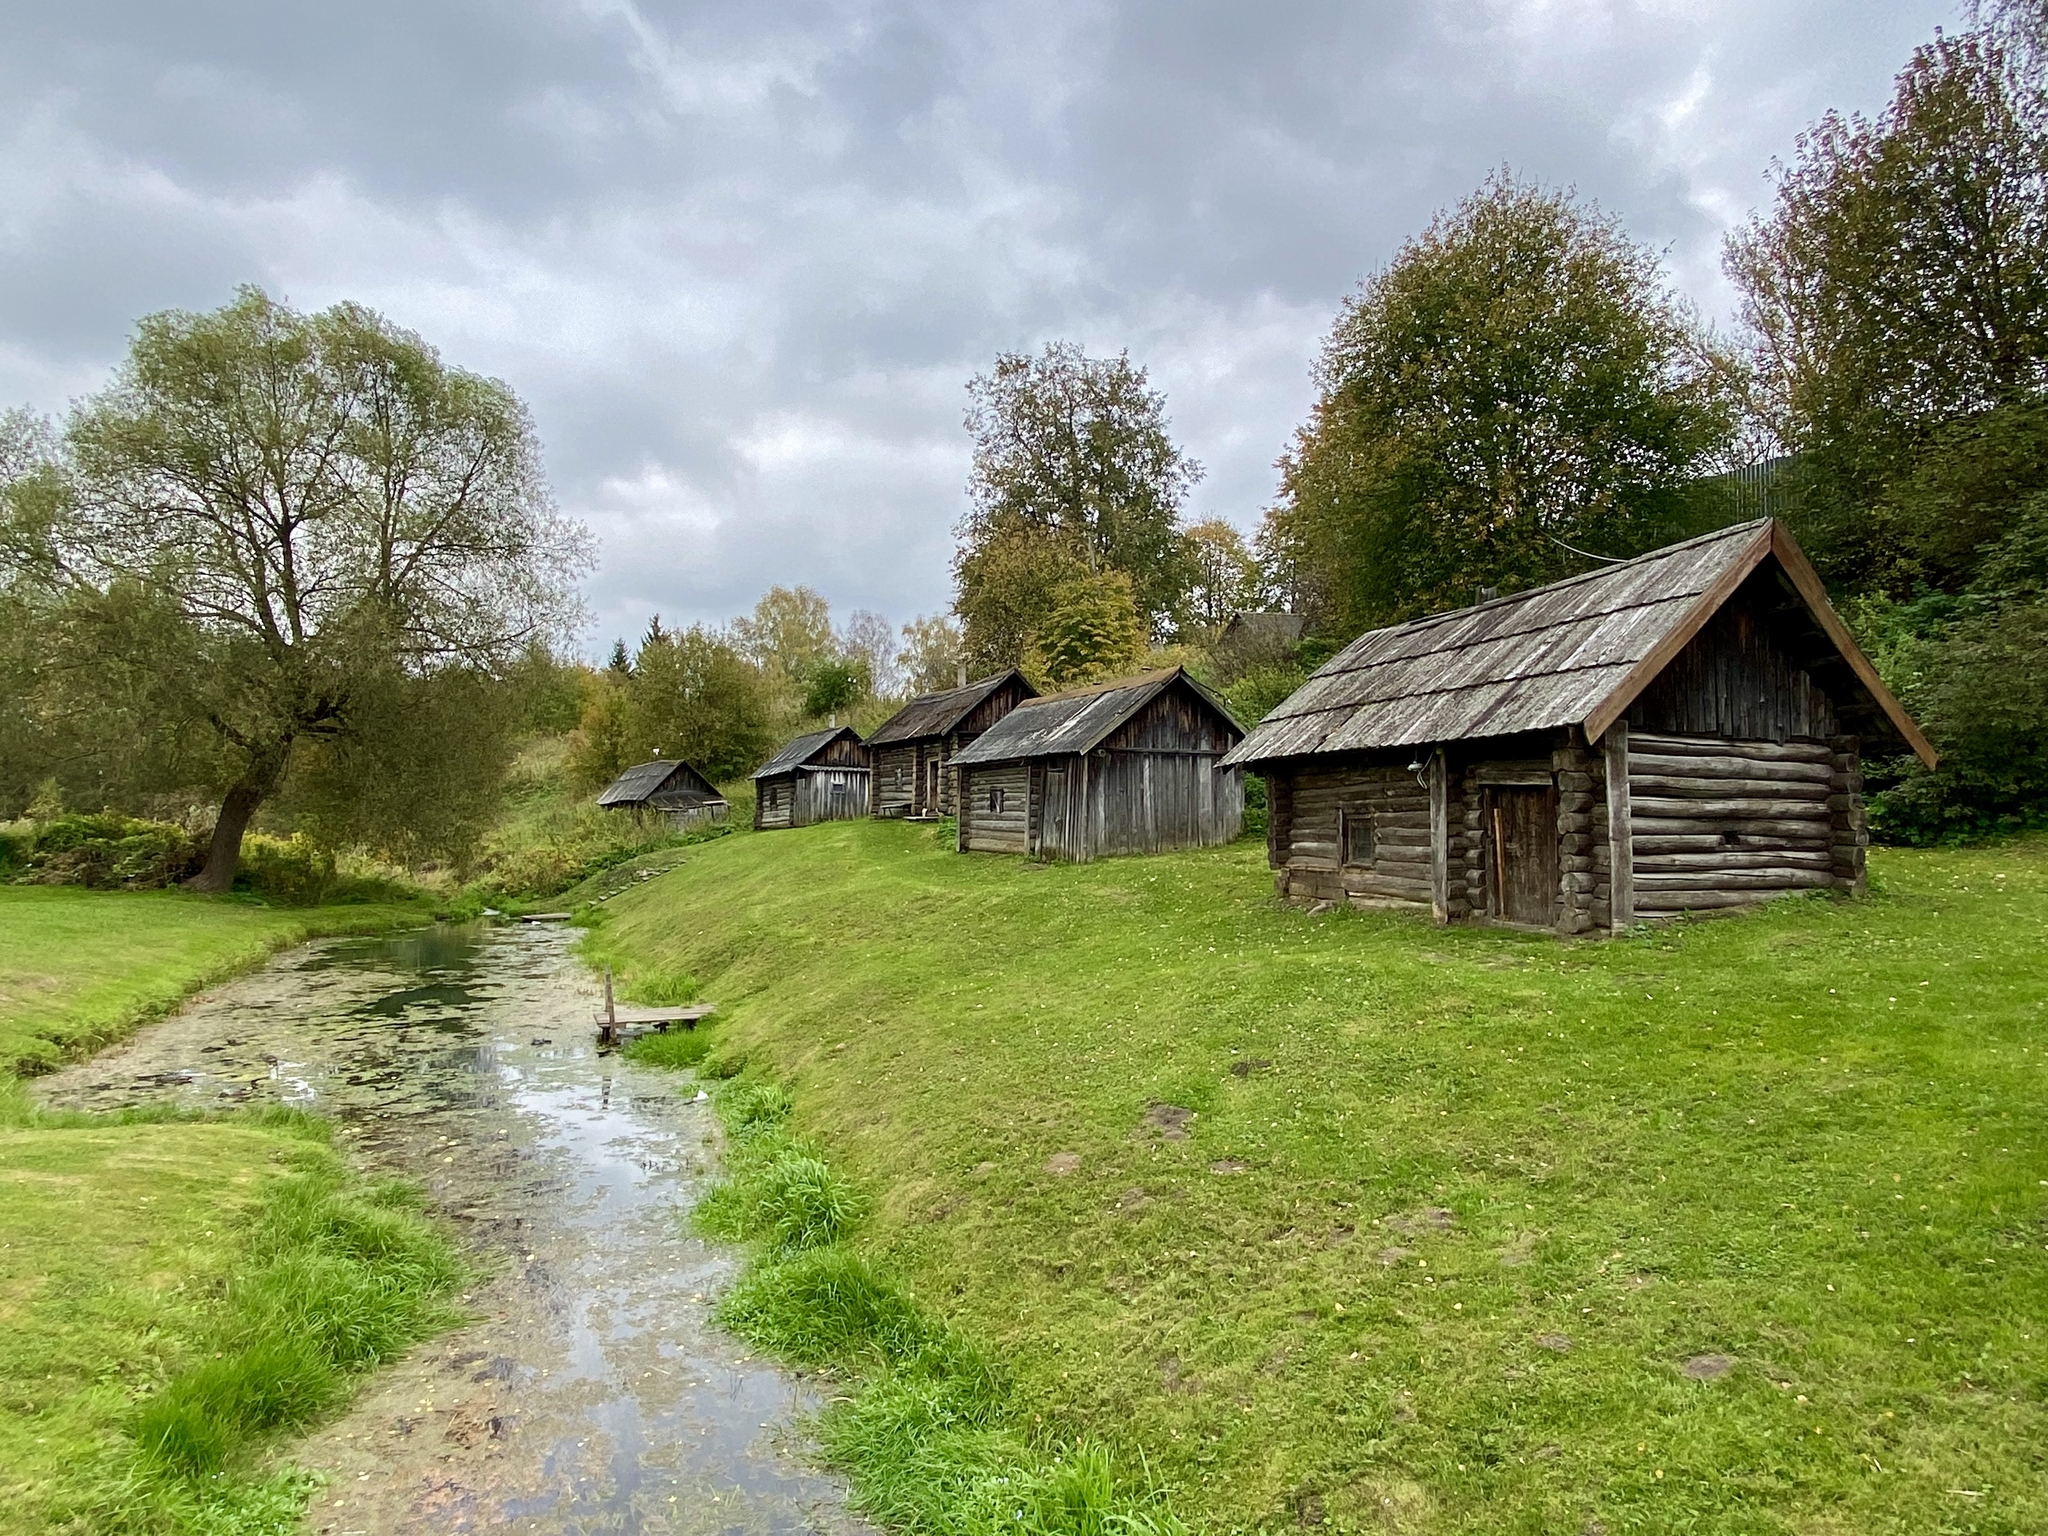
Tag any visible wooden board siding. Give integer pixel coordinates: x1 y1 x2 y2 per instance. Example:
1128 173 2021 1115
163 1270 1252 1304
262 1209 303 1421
1626 590 1838 743
958 764 1030 852
1081 752 1243 859
797 768 869 826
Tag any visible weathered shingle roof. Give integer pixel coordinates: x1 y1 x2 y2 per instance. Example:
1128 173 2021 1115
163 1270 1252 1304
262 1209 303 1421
596 759 722 808
751 725 866 779
953 667 1242 766
1222 519 1934 768
1217 611 1308 650
867 670 1035 746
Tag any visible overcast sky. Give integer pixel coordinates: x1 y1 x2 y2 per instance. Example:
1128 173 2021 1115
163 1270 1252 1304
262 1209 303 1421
0 0 1957 655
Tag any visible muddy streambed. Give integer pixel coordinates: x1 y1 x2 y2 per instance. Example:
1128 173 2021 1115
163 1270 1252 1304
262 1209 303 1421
35 922 868 1536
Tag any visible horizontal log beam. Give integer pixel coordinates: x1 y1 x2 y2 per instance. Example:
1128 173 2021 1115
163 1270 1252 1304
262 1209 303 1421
1637 888 1817 911
1632 797 1833 821
1628 774 1830 800
1630 833 1833 854
1633 850 1836 873
1636 868 1837 891
1628 752 1834 784
1630 733 1832 763
1632 817 1838 840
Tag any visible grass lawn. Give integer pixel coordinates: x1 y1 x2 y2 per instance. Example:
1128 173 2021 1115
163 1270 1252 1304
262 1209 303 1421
589 819 2048 1536
0 886 453 1534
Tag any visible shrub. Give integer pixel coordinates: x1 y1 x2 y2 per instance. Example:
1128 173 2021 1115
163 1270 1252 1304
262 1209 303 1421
756 1150 864 1252
625 1027 715 1070
717 1246 932 1366
8 813 202 889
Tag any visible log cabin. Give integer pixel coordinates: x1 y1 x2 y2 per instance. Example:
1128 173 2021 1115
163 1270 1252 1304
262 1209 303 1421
952 667 1246 860
866 669 1037 819
751 726 871 830
1221 519 1935 932
594 759 730 830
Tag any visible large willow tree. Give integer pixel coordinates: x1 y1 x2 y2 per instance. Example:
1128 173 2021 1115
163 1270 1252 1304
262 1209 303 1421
61 288 590 889
1267 175 1740 634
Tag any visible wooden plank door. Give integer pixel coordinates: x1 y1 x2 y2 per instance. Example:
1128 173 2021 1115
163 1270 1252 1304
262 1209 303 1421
1489 785 1559 926
1040 765 1070 858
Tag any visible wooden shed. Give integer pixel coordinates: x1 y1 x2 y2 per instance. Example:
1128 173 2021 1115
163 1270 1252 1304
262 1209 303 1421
866 670 1038 819
594 759 729 829
1222 519 1934 932
951 667 1246 860
751 726 871 830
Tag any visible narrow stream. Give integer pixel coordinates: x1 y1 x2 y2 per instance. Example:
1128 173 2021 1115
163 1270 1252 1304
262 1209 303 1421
35 922 869 1536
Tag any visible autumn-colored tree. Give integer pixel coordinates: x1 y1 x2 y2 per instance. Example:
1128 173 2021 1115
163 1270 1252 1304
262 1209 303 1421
1029 571 1148 690
1727 28 2048 592
1181 518 1262 633
896 613 965 694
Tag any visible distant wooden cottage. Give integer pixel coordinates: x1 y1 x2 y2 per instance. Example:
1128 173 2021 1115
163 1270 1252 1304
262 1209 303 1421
1222 519 1935 932
865 669 1038 819
595 759 729 829
951 668 1246 860
751 726 870 830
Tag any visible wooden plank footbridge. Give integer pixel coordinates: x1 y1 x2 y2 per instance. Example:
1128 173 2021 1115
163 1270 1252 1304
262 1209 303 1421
594 968 714 1046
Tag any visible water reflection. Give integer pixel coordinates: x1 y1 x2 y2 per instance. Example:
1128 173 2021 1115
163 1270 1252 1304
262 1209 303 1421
36 923 866 1536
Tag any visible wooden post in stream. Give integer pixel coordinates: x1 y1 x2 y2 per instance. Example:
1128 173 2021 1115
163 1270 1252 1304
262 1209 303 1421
601 967 616 1044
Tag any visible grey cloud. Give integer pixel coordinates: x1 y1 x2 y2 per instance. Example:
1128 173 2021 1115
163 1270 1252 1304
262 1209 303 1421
0 0 1960 654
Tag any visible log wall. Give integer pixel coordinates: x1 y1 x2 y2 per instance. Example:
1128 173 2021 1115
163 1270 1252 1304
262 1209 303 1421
1271 762 1436 907
871 743 920 815
957 763 1030 852
1592 730 1847 917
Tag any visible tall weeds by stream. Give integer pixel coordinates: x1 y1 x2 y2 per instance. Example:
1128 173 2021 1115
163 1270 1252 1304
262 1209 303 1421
658 1057 1190 1536
33 1115 462 1535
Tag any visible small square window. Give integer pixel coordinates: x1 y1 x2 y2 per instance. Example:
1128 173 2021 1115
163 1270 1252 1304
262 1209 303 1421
1340 808 1375 866
988 785 1006 815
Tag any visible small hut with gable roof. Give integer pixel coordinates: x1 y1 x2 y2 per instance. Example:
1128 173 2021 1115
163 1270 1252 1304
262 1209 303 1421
595 759 729 829
865 669 1037 819
951 667 1245 860
751 726 870 830
1222 520 1934 932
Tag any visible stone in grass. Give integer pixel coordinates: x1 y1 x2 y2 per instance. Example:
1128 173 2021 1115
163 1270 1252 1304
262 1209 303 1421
1682 1353 1735 1380
1137 1103 1194 1140
1210 1158 1249 1174
1536 1333 1573 1353
1381 1206 1458 1239
1044 1152 1082 1175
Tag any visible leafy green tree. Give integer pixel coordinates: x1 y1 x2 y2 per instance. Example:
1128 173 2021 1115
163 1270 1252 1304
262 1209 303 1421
625 623 773 781
802 657 870 718
896 613 964 694
955 342 1201 660
1268 173 1739 634
1030 571 1147 690
1727 29 2048 592
954 519 1089 673
59 288 589 889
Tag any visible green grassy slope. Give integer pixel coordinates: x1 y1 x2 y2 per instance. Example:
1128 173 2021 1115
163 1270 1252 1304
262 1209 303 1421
591 820 2048 1536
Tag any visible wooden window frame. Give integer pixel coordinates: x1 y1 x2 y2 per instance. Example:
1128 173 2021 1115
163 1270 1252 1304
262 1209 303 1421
988 784 1006 815
1339 807 1375 868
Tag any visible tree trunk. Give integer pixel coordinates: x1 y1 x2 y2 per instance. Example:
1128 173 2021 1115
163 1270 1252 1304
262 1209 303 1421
186 743 290 894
